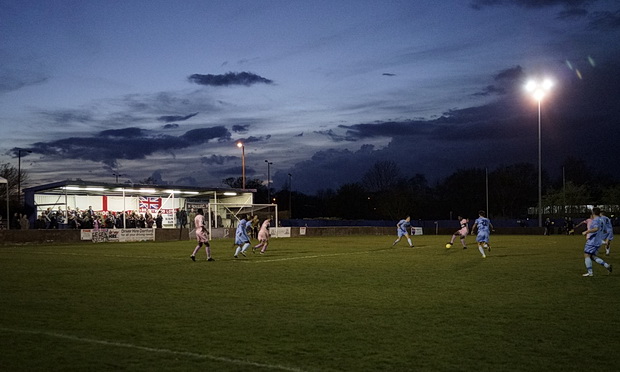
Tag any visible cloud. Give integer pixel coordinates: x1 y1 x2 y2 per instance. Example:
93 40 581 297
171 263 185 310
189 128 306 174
588 10 620 30
99 127 146 138
556 7 589 19
188 71 274 87
157 112 199 123
37 109 94 125
474 65 525 96
236 135 271 144
19 126 231 168
382 73 396 76
314 129 356 142
232 124 250 133
201 154 237 165
471 0 592 9
163 123 179 129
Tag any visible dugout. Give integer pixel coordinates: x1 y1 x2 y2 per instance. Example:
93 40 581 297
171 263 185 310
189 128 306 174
23 180 256 229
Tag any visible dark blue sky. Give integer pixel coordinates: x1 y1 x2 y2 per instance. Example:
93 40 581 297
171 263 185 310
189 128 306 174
2 0 619 194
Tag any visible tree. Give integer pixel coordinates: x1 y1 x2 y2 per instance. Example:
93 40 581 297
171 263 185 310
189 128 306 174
332 183 372 219
0 162 29 218
362 161 403 192
489 163 540 218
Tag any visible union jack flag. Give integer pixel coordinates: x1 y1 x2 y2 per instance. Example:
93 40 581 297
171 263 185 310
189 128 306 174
139 196 161 211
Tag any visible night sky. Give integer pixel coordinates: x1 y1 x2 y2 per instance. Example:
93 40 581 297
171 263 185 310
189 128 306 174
2 0 619 194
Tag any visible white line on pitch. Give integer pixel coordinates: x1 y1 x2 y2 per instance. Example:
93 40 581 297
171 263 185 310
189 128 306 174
0 326 305 372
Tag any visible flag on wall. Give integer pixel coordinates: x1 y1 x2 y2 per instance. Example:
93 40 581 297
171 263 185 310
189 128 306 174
139 196 161 211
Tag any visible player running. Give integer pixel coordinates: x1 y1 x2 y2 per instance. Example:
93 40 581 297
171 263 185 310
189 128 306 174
234 215 251 258
392 216 414 247
190 208 214 262
471 210 494 258
253 217 272 254
581 207 612 276
446 216 469 249
600 211 614 256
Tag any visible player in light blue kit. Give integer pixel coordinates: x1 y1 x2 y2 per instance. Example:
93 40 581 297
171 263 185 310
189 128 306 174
600 211 614 256
471 210 494 258
581 207 612 276
234 215 251 258
392 216 414 247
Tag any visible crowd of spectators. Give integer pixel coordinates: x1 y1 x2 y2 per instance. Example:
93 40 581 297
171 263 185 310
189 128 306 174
32 206 163 230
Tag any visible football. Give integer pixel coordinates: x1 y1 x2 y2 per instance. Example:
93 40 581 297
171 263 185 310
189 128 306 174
445 243 452 248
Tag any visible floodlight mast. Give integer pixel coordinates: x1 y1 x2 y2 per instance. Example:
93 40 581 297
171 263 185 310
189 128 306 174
525 78 553 228
237 142 245 189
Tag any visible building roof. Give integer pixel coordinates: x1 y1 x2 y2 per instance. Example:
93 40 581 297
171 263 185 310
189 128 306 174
23 179 254 198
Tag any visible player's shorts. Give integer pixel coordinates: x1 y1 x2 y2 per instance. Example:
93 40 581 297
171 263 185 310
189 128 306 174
397 229 408 237
584 243 601 255
235 234 250 245
457 227 468 237
258 229 269 241
476 231 489 243
195 229 208 243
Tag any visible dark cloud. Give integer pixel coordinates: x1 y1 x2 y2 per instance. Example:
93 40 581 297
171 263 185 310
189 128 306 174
188 71 274 87
474 65 525 96
471 0 592 9
20 126 231 168
37 109 94 125
314 129 356 142
210 166 256 178
338 121 430 141
0 68 48 94
588 10 620 30
99 127 146 138
287 59 620 194
157 112 198 123
236 135 271 144
556 7 589 19
382 73 396 76
163 123 179 129
201 154 237 165
232 124 250 133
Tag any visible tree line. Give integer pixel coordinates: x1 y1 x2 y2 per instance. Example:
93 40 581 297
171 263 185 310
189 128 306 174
225 157 620 221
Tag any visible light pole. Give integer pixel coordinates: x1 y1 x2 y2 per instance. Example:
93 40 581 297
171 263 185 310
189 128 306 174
265 160 272 203
288 173 292 219
525 78 553 228
237 142 245 189
113 172 123 183
17 148 32 202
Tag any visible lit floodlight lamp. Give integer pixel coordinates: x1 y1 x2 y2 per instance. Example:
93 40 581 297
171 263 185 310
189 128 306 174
139 188 156 193
64 186 83 191
223 192 237 196
164 189 182 194
525 78 553 102
183 191 199 195
84 187 106 191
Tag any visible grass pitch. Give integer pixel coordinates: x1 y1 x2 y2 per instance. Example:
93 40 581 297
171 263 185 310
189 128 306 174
1 234 619 371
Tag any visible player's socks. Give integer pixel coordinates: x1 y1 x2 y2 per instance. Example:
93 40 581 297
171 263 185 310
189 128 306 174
192 245 201 256
241 242 250 253
594 256 611 271
585 257 593 274
206 246 211 258
478 245 486 257
234 246 241 256
407 238 413 247
450 237 455 244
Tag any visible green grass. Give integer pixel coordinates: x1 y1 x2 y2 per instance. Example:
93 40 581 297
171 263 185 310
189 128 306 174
1 235 619 371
